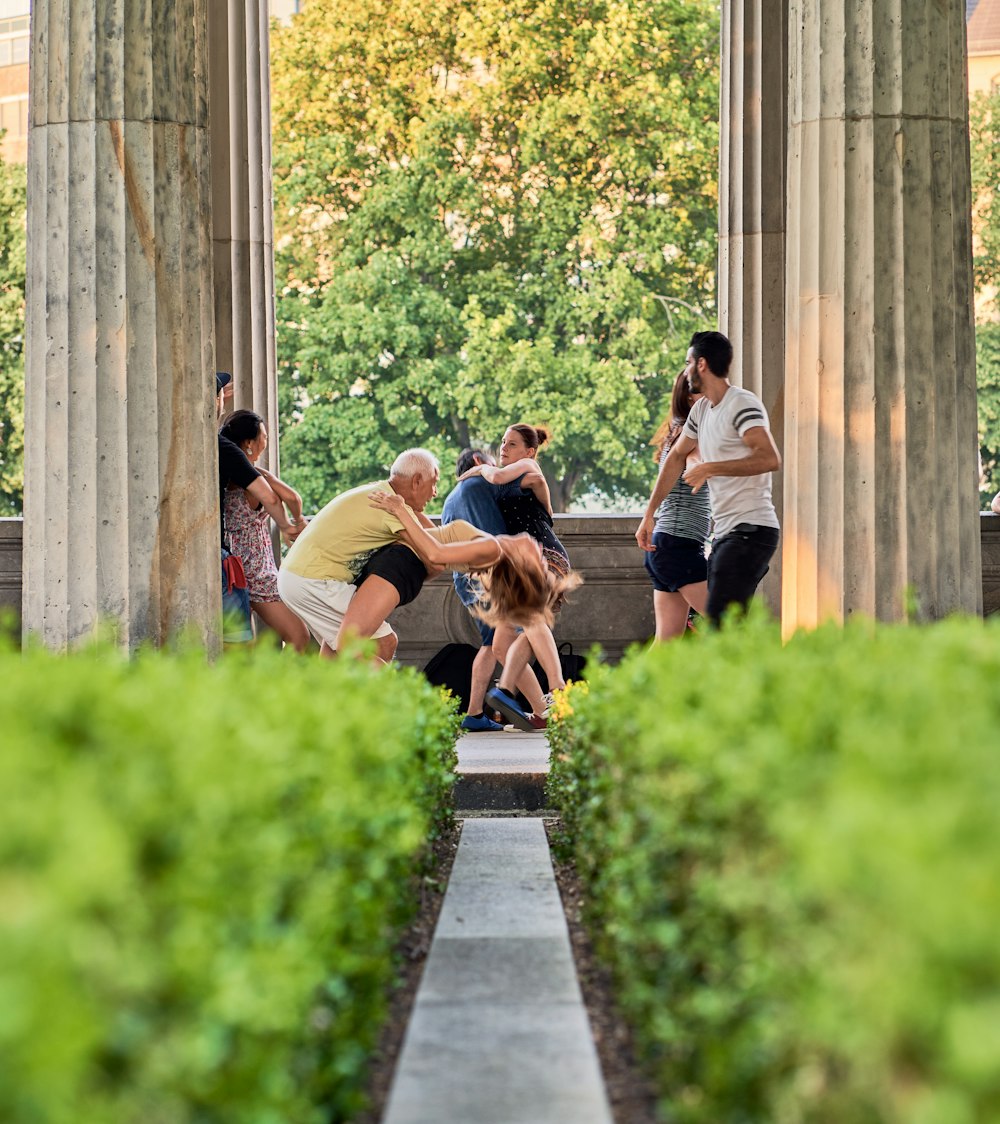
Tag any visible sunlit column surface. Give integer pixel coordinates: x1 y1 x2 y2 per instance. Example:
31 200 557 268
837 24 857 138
782 0 980 633
208 0 279 472
23 0 220 649
719 0 787 612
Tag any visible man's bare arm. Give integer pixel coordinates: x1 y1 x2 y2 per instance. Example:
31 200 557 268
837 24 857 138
634 434 696 551
683 426 780 493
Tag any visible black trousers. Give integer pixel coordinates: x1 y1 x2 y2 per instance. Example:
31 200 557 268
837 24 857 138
706 523 780 626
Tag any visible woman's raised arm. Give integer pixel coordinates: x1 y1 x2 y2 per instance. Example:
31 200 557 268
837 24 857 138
369 491 501 568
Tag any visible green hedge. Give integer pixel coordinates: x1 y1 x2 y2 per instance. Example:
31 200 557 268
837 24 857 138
548 614 1000 1123
0 641 458 1124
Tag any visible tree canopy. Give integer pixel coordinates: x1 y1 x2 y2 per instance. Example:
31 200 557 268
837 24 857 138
970 90 1000 505
269 0 720 511
0 147 25 515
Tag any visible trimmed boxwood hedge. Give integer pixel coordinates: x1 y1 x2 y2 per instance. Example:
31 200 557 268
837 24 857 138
0 640 458 1124
548 613 1000 1124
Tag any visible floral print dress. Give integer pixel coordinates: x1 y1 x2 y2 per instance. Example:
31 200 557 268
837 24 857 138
223 487 280 603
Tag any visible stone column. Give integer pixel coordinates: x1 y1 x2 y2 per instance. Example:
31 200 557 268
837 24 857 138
718 0 787 611
23 1 220 649
782 0 980 631
209 0 279 473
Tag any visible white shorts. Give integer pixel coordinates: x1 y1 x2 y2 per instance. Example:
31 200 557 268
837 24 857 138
277 568 394 648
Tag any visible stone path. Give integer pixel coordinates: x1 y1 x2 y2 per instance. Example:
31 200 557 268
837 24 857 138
453 729 550 812
382 734 613 1124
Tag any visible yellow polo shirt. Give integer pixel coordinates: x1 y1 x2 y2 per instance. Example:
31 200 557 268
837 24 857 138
282 480 413 583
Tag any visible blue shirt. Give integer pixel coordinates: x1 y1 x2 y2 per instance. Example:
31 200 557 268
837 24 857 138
440 476 519 536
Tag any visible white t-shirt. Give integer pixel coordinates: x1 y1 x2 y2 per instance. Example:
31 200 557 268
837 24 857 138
682 386 779 538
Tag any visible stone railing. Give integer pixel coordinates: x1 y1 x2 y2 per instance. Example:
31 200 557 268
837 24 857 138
4 514 1000 661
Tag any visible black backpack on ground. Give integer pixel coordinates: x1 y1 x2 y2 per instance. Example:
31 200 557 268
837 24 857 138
422 643 478 712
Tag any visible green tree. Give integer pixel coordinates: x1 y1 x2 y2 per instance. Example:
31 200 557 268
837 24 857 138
969 89 1000 302
0 146 26 515
977 324 1000 508
969 90 1000 508
270 0 719 510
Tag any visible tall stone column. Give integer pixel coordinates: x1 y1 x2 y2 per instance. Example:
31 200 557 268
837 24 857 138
23 1 220 649
718 0 787 611
208 0 279 473
783 0 980 631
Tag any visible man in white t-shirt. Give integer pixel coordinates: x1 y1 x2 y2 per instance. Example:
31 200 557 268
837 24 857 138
636 331 781 625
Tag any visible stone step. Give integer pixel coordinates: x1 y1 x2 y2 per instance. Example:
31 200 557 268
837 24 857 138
454 730 551 812
382 817 613 1124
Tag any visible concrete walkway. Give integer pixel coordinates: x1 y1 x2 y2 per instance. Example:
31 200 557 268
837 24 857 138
382 817 613 1124
454 729 551 812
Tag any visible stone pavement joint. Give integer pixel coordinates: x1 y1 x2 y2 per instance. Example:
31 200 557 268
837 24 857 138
382 817 613 1124
454 729 550 813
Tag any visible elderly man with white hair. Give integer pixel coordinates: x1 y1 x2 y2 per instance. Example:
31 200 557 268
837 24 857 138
277 449 440 661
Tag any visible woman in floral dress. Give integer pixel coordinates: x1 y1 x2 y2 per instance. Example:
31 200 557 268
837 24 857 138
219 410 310 651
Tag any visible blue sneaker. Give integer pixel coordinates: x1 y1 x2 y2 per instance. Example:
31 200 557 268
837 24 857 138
461 712 503 733
485 686 536 733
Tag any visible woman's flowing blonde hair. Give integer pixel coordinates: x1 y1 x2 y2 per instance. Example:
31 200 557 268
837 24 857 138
474 550 582 629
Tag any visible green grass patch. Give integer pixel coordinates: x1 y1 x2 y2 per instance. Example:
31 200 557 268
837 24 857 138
548 614 1000 1123
0 641 458 1124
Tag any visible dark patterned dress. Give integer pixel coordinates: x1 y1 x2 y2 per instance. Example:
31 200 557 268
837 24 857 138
497 475 571 578
223 487 281 603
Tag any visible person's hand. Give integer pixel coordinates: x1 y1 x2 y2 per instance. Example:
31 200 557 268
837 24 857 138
458 465 484 481
683 462 712 493
282 515 308 543
635 516 655 552
369 489 406 514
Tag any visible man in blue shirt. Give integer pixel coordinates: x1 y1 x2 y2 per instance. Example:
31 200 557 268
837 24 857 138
441 448 546 730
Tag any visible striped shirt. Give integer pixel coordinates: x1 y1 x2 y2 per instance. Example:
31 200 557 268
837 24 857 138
653 429 711 543
682 386 778 538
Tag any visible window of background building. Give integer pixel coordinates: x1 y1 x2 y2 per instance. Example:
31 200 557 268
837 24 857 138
0 94 27 136
0 14 30 67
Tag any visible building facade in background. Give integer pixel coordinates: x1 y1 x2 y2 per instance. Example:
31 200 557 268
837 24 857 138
0 0 299 165
968 0 1000 93
0 0 28 164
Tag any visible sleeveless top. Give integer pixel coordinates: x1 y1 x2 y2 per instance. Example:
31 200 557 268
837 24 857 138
652 424 711 543
497 475 571 574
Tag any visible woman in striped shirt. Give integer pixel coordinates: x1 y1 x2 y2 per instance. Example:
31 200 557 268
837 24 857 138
643 370 711 640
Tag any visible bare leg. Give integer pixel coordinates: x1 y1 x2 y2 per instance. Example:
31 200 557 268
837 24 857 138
523 622 565 690
653 589 692 641
497 633 547 714
468 644 497 714
320 631 395 662
491 624 545 712
681 580 708 618
492 623 517 666
376 631 398 662
252 599 311 653
339 576 400 652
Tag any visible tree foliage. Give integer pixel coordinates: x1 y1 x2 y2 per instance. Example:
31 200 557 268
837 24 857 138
270 0 719 511
0 147 26 515
977 323 1000 506
969 90 1000 303
970 91 1000 507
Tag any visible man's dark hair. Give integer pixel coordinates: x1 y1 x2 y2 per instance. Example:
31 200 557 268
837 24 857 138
690 331 734 378
455 446 494 477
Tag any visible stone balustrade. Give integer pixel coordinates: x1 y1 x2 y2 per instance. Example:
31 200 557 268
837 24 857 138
4 513 1000 659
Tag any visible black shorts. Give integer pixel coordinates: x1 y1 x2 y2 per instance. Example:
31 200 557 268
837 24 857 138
356 543 427 607
643 531 708 593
